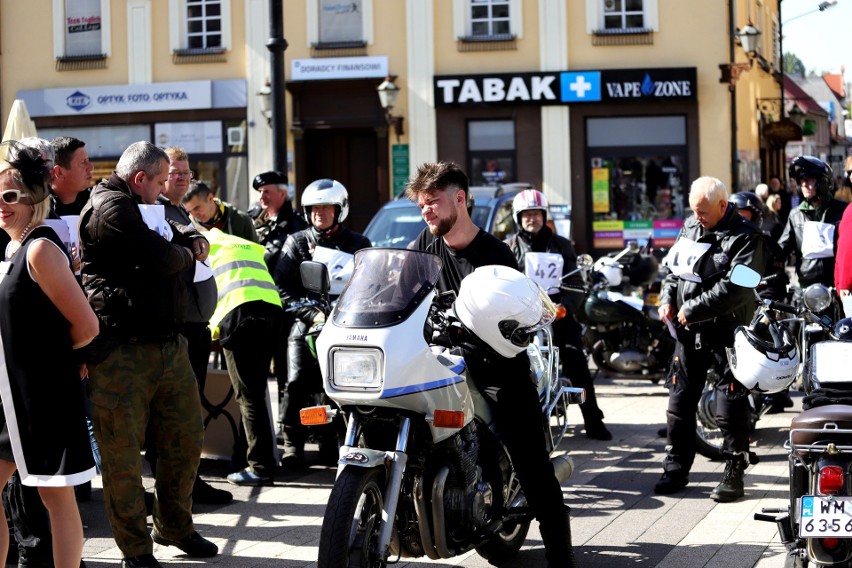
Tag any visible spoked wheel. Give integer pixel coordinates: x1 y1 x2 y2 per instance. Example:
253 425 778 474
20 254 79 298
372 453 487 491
318 467 386 568
695 385 725 461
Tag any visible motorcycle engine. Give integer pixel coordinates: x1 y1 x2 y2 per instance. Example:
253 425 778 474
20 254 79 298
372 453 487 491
598 323 652 372
443 422 494 531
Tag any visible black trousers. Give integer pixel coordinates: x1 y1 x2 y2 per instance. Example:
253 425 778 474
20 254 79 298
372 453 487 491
552 315 604 425
464 346 573 566
223 333 277 476
665 324 750 473
281 320 324 444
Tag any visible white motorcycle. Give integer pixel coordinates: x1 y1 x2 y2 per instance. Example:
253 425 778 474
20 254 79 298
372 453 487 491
298 248 584 568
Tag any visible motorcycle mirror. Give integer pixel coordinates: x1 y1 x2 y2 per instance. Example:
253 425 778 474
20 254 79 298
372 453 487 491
300 260 331 295
627 240 641 253
729 264 761 288
576 254 594 269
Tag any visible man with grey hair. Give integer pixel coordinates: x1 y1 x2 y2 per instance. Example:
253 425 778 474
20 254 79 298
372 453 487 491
655 176 768 503
79 141 217 567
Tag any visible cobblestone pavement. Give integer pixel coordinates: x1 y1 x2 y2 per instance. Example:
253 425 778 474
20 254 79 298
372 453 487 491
75 376 796 567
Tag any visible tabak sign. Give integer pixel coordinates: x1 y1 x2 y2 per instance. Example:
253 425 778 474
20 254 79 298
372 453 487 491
434 68 697 107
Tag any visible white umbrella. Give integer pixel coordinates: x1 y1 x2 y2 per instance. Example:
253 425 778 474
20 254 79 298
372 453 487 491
1 99 38 161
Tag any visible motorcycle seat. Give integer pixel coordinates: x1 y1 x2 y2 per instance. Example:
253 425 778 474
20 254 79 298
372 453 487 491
790 404 852 456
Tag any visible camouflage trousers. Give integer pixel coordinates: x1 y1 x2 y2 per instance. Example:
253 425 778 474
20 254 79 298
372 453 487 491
87 335 204 558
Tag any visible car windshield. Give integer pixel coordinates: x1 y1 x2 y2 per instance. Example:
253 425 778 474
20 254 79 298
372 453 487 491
363 205 426 248
332 248 443 328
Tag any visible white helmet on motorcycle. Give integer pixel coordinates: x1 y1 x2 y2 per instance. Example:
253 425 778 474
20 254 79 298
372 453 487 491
593 256 623 287
512 189 549 224
726 322 799 393
455 265 557 358
302 179 350 224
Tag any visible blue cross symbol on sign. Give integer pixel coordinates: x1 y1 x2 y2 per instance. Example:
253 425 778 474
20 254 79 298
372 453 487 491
560 72 601 103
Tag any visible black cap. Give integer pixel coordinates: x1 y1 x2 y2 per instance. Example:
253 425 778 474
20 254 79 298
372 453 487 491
253 170 288 190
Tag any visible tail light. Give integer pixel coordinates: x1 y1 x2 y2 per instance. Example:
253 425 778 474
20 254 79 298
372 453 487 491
822 537 841 551
818 465 845 495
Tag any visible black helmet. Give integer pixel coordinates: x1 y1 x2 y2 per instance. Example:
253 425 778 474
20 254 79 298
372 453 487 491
731 191 764 223
789 156 834 199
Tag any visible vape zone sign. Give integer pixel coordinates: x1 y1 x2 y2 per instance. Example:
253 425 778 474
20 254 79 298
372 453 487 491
434 68 696 107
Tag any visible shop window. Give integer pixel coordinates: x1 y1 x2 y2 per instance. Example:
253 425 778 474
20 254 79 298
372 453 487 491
454 0 521 51
307 0 373 52
587 116 687 249
169 0 231 62
53 0 111 70
586 0 658 44
468 120 516 187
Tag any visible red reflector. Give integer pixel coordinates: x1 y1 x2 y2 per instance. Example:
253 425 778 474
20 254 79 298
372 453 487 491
433 410 465 429
819 466 845 495
300 406 329 426
822 537 841 551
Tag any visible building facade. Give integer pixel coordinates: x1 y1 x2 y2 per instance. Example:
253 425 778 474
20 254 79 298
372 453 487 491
0 0 788 251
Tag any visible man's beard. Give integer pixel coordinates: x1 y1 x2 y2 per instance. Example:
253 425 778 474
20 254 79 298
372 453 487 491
428 208 457 236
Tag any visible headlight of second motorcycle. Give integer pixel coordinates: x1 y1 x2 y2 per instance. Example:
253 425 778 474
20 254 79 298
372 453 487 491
329 348 384 391
803 283 832 313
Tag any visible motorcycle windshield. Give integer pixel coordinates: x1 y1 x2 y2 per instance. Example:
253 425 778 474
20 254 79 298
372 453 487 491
332 248 443 328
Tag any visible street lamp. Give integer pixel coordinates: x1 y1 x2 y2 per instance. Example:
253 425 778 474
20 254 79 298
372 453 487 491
377 75 404 142
784 0 838 25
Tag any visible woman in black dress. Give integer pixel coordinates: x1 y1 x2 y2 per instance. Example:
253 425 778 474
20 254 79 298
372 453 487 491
0 143 99 567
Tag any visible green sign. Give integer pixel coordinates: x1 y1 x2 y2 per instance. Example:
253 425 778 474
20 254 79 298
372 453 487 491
392 144 409 197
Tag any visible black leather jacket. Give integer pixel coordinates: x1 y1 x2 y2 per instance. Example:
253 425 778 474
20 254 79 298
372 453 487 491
249 202 308 268
778 198 847 287
273 225 371 324
80 173 205 339
506 226 584 313
660 205 768 326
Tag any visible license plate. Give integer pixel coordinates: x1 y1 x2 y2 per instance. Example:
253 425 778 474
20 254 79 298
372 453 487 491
800 496 852 537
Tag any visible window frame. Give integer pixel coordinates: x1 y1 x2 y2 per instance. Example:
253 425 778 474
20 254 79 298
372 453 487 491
454 0 523 41
52 0 112 60
585 0 659 34
169 0 232 54
306 0 374 48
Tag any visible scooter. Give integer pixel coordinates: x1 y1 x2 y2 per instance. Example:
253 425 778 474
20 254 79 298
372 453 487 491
298 249 585 568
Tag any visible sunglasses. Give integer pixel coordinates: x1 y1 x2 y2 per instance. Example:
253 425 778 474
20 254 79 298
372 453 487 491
0 189 30 205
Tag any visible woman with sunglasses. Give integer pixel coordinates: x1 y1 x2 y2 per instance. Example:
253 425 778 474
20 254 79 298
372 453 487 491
0 142 99 566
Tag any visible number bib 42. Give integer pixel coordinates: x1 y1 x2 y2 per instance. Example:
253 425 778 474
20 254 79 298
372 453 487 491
524 253 564 295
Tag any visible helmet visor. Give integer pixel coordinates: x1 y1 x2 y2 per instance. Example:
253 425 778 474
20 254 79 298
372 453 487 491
500 286 557 348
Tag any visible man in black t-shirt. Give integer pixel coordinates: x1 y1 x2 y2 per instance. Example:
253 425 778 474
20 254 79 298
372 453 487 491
407 162 578 568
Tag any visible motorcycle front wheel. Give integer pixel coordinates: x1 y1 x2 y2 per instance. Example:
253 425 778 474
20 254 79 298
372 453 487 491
318 466 387 568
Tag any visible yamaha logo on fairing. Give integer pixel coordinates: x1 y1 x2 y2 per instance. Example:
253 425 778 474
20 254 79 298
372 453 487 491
66 91 91 112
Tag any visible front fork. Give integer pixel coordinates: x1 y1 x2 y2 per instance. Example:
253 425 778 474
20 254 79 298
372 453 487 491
337 413 410 564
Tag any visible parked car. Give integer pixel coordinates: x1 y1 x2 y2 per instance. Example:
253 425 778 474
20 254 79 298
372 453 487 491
363 183 533 248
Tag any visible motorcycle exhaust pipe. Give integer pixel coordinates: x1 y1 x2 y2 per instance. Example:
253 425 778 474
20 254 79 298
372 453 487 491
552 454 575 484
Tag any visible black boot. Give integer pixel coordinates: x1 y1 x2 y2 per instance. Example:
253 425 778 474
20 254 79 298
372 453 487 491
654 455 689 495
542 506 579 568
710 455 746 502
279 427 304 468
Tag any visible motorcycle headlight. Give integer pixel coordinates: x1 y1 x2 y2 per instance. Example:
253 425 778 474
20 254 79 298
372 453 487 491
330 348 384 391
803 284 832 313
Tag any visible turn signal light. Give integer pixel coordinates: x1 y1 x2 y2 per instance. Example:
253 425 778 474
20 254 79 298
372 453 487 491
555 304 567 321
819 465 845 495
433 410 465 429
300 405 330 426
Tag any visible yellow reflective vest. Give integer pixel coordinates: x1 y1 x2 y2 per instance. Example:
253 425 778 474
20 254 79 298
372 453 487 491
205 228 282 334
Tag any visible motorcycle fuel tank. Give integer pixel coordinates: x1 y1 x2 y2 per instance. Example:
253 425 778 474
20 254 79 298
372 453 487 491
584 291 645 324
